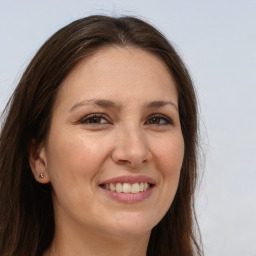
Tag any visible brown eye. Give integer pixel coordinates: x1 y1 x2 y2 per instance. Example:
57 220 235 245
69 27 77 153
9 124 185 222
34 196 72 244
87 117 102 123
146 114 173 125
80 114 109 124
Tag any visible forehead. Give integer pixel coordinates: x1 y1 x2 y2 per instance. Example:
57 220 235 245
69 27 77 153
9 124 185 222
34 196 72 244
55 46 178 110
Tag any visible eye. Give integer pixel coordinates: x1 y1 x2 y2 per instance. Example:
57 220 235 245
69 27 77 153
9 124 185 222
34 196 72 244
145 114 173 125
80 114 109 124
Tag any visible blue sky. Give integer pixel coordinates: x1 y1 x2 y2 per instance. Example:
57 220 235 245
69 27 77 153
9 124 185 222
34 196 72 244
0 1 256 255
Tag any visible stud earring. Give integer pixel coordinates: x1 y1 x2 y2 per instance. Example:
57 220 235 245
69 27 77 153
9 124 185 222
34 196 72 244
39 173 44 179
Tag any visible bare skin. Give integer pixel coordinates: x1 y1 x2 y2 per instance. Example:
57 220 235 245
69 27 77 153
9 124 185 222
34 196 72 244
30 46 184 256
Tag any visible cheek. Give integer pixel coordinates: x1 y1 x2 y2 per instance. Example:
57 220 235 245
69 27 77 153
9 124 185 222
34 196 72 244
153 135 184 176
45 131 110 188
145 135 184 226
44 132 111 214
154 135 184 200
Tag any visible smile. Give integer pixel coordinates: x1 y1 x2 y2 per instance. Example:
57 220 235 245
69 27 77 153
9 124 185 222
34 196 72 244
99 175 155 203
101 182 151 194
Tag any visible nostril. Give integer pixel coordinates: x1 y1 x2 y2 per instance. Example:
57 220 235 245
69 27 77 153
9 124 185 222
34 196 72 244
118 159 130 164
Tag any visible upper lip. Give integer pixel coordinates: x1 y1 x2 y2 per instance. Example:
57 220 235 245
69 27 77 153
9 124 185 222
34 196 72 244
100 175 156 185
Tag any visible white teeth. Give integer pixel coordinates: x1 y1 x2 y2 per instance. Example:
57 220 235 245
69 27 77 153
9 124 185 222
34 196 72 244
123 183 132 193
110 183 115 191
139 182 144 192
103 182 151 193
116 183 122 193
131 183 140 193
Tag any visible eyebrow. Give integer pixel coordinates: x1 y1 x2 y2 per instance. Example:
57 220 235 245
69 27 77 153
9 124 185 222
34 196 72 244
69 99 178 112
69 99 121 112
145 100 178 111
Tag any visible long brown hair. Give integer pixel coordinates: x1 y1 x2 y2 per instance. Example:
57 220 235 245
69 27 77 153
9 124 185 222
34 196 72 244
0 15 203 256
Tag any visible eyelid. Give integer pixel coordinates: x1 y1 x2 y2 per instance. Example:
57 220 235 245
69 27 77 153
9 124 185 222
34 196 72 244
145 113 174 125
76 113 174 126
79 113 111 124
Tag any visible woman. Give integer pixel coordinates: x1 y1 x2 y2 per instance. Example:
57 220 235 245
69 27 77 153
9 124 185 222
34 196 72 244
0 15 203 256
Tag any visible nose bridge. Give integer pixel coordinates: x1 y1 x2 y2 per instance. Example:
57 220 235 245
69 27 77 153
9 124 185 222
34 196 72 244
112 122 150 167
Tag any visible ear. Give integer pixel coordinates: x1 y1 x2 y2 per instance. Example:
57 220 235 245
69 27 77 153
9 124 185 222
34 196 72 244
29 139 50 184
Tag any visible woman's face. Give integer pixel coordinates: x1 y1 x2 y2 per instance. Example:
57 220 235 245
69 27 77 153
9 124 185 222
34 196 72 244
34 47 184 240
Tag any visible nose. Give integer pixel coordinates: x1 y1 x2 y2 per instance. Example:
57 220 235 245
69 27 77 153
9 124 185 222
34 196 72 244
111 126 152 168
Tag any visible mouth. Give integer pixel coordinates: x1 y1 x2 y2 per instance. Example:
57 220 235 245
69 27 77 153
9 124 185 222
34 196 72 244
99 175 155 203
100 182 153 194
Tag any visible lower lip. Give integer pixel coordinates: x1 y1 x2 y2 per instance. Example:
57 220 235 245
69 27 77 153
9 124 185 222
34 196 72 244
100 186 154 203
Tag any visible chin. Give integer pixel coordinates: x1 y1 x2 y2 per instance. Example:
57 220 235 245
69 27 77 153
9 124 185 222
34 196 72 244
106 212 157 238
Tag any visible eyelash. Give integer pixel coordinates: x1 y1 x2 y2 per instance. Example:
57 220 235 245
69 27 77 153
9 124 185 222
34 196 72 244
80 114 109 124
146 114 173 126
79 113 173 126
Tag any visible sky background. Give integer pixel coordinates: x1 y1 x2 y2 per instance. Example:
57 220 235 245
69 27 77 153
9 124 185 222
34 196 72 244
0 0 255 255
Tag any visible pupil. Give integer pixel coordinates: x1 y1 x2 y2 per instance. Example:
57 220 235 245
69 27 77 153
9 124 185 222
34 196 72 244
91 117 100 123
152 117 159 124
